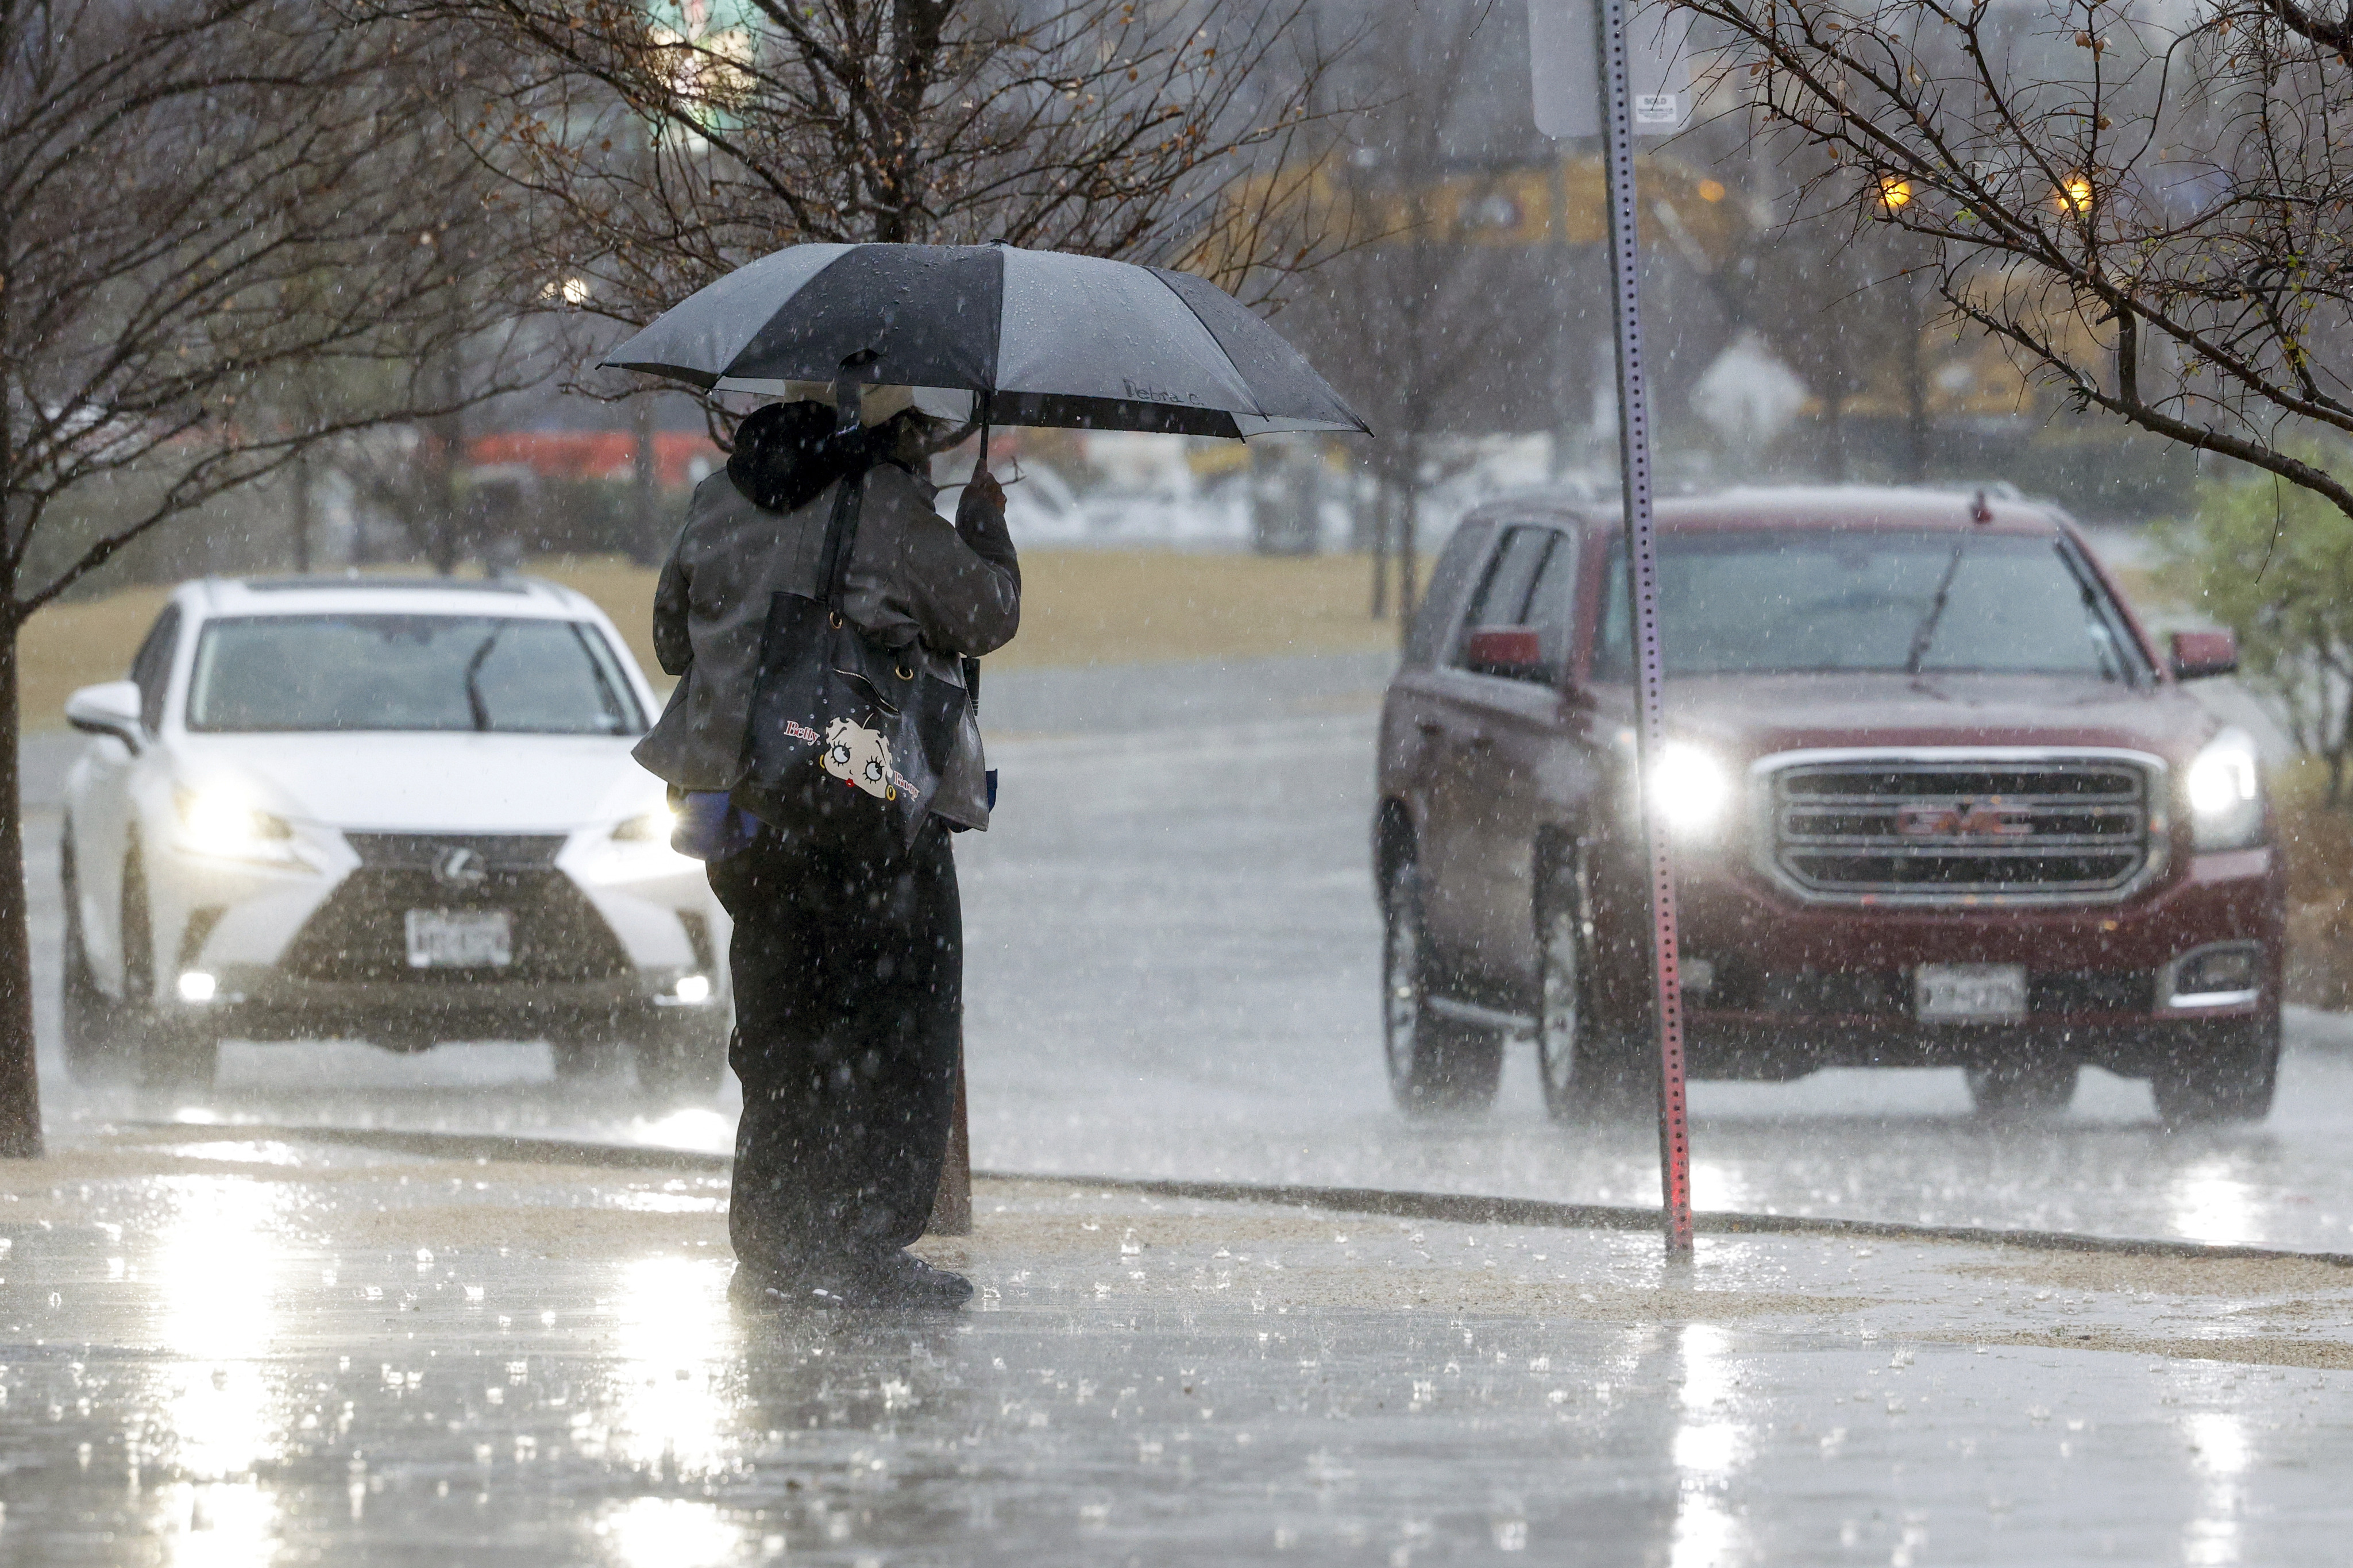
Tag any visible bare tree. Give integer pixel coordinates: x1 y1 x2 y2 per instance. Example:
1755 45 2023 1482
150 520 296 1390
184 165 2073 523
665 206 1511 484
1680 0 2353 518
1289 0 1527 628
0 0 550 1156
402 0 1351 349
1742 195 1943 481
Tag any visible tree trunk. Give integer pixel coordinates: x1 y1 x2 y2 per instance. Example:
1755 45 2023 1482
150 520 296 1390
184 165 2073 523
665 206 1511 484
631 393 659 566
2331 677 2353 808
1823 352 1850 482
429 340 465 574
1398 482 1421 640
0 618 43 1157
1900 282 1930 482
429 414 462 575
1370 480 1391 620
291 446 315 573
0 157 30 1158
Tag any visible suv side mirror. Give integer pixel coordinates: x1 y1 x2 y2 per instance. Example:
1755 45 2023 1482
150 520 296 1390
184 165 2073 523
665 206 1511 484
65 680 145 755
2170 629 2239 681
1464 625 1550 683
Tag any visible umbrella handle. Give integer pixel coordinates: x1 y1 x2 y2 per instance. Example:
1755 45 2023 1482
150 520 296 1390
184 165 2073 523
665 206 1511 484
977 390 992 473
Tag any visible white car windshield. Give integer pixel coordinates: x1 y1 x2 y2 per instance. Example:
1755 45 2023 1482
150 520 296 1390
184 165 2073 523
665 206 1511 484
185 614 646 735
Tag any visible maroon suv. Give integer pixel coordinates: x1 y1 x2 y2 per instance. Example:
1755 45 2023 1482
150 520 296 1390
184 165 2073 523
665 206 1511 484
1375 487 2282 1123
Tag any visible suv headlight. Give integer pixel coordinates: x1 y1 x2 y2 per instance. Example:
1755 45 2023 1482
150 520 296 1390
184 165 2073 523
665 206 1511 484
1648 742 1731 836
2184 728 2263 851
174 784 303 865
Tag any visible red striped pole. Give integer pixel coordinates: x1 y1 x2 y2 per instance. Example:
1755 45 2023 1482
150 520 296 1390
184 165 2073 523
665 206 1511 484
1593 0 1695 1257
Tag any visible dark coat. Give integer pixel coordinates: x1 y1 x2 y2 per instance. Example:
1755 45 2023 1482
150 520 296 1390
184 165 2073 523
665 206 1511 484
633 458 1020 828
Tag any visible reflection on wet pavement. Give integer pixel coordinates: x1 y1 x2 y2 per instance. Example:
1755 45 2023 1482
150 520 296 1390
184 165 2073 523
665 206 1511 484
2 1138 2350 1563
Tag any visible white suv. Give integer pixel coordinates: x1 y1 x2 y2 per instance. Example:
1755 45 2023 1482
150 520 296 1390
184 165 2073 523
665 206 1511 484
58 576 730 1096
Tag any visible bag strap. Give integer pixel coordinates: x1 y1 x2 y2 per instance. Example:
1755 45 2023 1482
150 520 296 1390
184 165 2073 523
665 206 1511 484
813 465 866 611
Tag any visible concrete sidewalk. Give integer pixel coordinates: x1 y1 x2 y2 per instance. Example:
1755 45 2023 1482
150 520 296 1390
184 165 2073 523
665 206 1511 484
2 1128 2350 1564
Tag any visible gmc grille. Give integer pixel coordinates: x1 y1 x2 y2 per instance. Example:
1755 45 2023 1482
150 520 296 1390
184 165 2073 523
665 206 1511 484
1765 756 2156 903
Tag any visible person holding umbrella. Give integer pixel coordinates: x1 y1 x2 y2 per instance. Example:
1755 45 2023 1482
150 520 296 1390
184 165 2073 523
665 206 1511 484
639 389 1017 1310
607 240 1365 1312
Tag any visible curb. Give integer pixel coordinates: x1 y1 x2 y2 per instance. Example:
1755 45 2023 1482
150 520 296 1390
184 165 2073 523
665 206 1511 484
128 1122 2353 1269
1010 1171 2353 1269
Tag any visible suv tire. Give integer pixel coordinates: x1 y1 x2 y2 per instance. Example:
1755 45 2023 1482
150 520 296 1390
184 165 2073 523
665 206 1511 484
1964 1058 2077 1119
1535 856 1647 1122
1380 864 1502 1114
2151 1017 2279 1125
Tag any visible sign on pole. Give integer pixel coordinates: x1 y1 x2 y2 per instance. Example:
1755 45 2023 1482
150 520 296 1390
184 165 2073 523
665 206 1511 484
1530 0 1697 1258
1528 0 1694 140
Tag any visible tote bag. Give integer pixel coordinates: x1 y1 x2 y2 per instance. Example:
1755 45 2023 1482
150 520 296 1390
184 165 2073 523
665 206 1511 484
736 468 967 853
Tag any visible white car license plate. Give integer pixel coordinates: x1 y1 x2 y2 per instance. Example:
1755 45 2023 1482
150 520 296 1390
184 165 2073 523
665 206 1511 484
405 909 512 968
1915 963 2027 1022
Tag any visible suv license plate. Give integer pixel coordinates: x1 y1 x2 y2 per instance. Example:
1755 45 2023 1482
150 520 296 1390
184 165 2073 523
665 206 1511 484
1915 963 2026 1022
406 909 512 968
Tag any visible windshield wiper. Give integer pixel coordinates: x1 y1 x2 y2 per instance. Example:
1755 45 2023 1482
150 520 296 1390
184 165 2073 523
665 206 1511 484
568 623 635 733
1904 543 1968 676
462 624 507 732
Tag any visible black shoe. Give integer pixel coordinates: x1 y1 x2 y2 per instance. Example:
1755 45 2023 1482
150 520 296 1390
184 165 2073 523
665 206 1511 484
731 1253 971 1311
729 1261 867 1312
728 1266 816 1312
865 1250 973 1309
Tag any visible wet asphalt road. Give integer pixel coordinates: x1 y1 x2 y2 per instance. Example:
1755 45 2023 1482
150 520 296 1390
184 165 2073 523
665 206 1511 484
22 655 2353 1253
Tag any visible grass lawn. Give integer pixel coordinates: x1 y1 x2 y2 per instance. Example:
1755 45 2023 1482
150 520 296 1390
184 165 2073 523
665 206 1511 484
17 586 179 736
16 551 1414 730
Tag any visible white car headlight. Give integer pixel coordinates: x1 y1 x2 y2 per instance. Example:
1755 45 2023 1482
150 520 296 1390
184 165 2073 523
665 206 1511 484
2185 728 2263 851
610 805 678 843
579 805 697 883
174 785 301 864
1647 742 1731 836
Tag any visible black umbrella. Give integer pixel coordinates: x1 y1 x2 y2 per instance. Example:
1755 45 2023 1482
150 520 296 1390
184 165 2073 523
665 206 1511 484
600 242 1368 441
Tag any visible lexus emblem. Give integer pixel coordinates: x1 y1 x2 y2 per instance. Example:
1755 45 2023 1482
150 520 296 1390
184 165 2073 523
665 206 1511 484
432 845 488 889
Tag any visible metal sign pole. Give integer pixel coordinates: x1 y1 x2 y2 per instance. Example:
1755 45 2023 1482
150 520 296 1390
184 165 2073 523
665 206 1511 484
1592 0 1695 1257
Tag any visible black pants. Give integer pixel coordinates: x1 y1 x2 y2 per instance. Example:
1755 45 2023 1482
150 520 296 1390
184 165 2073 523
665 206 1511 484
709 820 962 1277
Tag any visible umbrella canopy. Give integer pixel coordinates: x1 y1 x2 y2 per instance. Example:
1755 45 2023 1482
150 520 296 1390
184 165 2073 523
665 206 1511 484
600 242 1368 440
